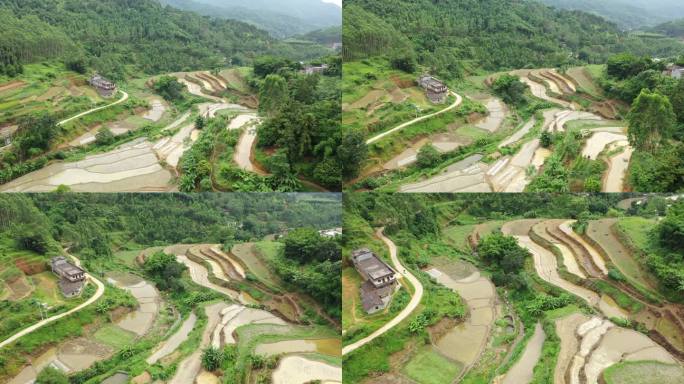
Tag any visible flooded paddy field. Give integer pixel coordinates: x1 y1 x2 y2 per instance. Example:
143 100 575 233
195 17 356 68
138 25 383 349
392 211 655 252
424 259 497 378
272 355 342 384
255 338 341 357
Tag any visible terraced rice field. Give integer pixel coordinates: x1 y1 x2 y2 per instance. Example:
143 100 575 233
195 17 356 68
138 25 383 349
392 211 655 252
272 355 342 384
586 219 658 293
425 260 496 380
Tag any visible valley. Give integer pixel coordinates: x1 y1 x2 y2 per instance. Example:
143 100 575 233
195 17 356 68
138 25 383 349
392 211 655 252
343 193 684 384
0 194 342 384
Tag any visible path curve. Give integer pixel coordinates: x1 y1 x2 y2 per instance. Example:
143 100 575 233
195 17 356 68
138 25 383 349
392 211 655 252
58 91 129 126
0 254 105 349
342 228 424 355
366 91 463 145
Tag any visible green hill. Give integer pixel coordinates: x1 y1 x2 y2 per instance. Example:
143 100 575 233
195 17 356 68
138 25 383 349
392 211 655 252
651 19 684 38
159 0 341 38
344 0 684 73
540 0 684 29
0 0 327 80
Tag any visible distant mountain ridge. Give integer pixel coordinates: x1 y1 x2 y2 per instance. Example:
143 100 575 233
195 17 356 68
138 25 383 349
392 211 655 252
159 0 341 38
539 0 684 29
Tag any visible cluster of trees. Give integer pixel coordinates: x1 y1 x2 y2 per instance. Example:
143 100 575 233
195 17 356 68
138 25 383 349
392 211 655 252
602 53 684 192
648 201 684 295
478 233 530 290
253 55 343 190
492 74 529 106
0 0 318 80
271 228 341 318
153 76 186 102
11 113 59 161
143 251 186 292
343 0 684 76
22 194 340 258
0 48 23 77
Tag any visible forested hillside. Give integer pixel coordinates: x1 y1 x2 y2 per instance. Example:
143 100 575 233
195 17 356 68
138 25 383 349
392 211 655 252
344 0 684 72
652 19 684 38
540 0 684 29
0 0 327 80
159 0 341 38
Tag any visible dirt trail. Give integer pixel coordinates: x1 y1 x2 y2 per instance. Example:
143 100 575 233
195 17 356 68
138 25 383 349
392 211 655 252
342 228 424 355
58 91 129 126
0 253 105 349
366 91 463 145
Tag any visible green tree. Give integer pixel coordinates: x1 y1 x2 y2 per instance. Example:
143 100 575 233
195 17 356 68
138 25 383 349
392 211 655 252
627 89 676 153
259 74 288 117
201 347 224 371
95 127 115 146
478 233 530 273
492 74 528 106
338 131 367 180
36 367 68 384
153 76 185 101
195 116 206 130
389 49 417 73
416 144 441 168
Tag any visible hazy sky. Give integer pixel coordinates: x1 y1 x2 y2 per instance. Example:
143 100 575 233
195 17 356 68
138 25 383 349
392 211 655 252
322 0 342 7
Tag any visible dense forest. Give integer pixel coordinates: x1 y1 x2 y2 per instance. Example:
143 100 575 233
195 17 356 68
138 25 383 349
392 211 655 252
0 0 329 80
1 193 338 259
598 54 684 192
652 18 684 38
343 0 684 73
253 55 343 190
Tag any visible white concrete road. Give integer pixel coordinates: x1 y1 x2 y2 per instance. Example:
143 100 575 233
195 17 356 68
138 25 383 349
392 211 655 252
342 227 424 355
0 255 105 349
58 91 129 126
366 91 463 145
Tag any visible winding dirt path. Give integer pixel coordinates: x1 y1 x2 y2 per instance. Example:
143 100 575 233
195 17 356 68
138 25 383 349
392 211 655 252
366 91 463 145
58 91 129 126
342 228 424 355
0 254 105 349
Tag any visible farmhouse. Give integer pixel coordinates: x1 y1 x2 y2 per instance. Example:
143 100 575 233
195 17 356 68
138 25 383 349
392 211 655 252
302 64 329 75
89 74 117 98
418 74 448 104
351 248 397 314
50 256 86 297
664 64 683 79
319 228 342 238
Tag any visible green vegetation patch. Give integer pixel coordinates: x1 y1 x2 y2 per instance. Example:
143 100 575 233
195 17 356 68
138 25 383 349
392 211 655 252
93 324 136 349
403 347 462 384
603 361 684 384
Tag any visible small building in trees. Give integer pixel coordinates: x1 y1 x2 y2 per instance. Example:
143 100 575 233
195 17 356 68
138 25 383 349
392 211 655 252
50 256 86 297
352 248 397 314
664 64 683 79
319 228 342 238
89 74 117 98
418 74 448 104
302 64 329 75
